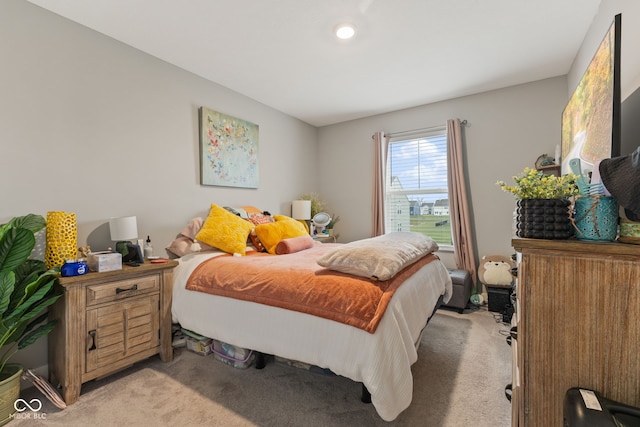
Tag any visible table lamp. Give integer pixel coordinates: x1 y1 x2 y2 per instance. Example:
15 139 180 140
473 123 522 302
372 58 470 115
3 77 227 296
291 200 311 234
109 216 139 257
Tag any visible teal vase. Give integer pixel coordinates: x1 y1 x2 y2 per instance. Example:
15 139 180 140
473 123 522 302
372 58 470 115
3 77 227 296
573 195 618 241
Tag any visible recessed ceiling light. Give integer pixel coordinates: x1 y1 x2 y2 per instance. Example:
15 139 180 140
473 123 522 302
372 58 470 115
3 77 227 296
335 24 356 40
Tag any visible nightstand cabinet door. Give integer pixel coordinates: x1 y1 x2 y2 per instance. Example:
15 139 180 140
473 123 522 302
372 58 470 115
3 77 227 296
86 293 159 373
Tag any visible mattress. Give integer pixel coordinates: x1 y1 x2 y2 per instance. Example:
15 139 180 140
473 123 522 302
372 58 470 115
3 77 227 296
171 249 452 421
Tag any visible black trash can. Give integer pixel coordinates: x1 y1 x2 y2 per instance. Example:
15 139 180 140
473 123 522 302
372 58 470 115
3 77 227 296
564 387 640 427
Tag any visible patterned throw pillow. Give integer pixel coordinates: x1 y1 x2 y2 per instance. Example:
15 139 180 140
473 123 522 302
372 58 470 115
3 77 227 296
245 213 274 252
247 213 273 225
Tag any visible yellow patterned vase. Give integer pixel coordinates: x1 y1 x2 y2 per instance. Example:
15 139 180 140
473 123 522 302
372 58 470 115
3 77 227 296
45 211 77 269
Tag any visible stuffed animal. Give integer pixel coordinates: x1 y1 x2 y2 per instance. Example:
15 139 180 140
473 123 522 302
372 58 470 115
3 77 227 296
478 255 515 286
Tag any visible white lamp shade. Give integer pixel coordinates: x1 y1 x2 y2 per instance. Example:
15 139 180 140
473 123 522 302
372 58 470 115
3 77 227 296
291 200 311 220
109 216 138 241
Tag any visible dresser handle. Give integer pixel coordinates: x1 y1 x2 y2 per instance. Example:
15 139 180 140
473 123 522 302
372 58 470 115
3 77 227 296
88 330 97 351
116 284 138 294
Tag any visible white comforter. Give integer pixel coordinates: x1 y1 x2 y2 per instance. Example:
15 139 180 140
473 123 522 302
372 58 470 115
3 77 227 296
171 249 452 421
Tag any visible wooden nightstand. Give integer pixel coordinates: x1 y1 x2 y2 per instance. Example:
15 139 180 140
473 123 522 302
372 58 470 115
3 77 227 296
48 260 178 405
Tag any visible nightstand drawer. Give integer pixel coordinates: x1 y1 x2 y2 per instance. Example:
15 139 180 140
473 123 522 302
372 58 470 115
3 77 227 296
86 276 159 306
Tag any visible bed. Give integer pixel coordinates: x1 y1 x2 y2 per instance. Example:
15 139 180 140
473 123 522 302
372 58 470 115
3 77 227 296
168 206 452 421
167 205 452 421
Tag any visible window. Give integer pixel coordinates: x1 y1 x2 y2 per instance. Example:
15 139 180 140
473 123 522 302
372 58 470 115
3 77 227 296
385 127 453 248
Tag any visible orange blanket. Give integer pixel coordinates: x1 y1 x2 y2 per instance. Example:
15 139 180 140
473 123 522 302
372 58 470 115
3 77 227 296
186 244 439 333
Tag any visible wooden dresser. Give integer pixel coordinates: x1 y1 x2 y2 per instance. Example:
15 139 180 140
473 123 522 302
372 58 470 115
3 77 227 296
48 260 178 404
511 238 640 426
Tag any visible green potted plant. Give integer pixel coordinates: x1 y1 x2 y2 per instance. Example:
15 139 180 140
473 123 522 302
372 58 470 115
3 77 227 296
496 168 578 239
326 214 340 236
496 167 578 200
0 214 62 423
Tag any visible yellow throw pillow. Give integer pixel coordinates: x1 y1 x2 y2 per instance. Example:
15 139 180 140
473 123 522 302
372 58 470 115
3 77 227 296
254 215 308 254
195 204 253 255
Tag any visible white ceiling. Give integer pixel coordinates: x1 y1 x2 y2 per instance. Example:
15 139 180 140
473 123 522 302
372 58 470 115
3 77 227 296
27 0 602 127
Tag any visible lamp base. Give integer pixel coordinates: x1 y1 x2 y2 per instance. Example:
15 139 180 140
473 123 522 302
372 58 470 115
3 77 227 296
115 241 130 257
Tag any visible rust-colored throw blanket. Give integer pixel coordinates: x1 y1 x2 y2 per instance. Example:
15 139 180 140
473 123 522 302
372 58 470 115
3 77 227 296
186 244 439 333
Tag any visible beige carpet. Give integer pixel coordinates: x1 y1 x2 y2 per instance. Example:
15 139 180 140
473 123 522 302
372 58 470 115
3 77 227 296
12 307 512 426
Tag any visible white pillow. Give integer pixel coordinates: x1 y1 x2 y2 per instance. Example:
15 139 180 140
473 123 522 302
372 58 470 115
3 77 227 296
316 232 439 281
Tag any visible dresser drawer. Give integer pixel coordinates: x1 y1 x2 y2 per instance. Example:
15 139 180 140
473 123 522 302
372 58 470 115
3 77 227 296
86 275 159 306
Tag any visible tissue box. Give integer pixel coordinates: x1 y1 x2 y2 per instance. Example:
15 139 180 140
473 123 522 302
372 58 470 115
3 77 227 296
87 251 122 272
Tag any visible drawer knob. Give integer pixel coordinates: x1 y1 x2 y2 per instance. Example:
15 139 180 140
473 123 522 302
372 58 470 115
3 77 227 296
116 284 138 294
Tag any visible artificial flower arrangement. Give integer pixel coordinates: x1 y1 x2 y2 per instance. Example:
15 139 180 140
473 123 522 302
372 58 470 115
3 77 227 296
496 167 579 200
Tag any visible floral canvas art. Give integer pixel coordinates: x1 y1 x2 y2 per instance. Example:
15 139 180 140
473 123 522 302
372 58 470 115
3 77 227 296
200 107 259 188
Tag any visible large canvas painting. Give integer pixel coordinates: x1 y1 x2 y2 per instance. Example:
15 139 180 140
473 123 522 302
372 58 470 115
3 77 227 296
561 14 620 176
199 107 259 188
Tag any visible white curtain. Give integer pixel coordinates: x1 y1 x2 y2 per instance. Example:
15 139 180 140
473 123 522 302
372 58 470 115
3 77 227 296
447 119 478 286
372 131 387 237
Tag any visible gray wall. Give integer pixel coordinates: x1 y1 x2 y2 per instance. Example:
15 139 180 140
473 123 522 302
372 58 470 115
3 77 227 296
316 77 568 267
1 0 317 374
317 0 640 268
622 86 640 155
1 0 318 252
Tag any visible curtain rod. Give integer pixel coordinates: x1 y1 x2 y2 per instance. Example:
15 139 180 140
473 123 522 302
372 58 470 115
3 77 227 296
379 119 467 139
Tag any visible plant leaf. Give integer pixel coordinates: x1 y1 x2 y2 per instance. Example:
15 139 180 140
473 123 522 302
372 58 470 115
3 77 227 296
0 312 49 352
4 278 58 326
17 312 50 348
13 270 56 310
20 312 48 338
1 291 60 346
8 214 46 234
18 320 57 350
0 271 15 316
0 223 10 243
0 228 35 274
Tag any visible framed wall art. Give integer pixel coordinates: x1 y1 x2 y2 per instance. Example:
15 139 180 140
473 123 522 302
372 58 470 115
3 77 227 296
199 106 259 188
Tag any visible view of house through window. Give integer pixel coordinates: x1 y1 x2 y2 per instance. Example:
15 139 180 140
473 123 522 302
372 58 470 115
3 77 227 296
385 128 453 247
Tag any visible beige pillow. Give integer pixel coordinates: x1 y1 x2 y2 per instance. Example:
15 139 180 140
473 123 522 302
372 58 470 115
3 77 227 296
166 236 196 258
165 217 215 258
316 232 439 280
180 217 205 240
195 204 253 255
